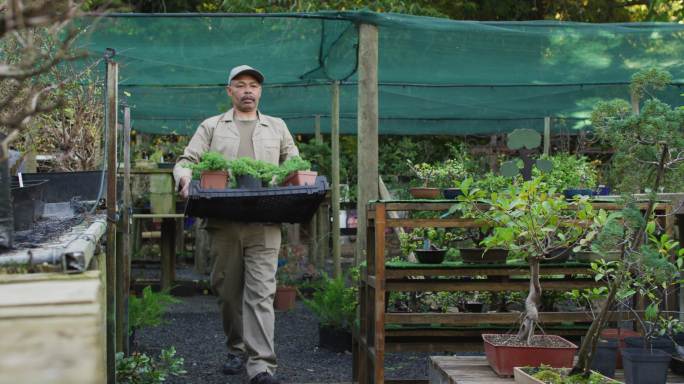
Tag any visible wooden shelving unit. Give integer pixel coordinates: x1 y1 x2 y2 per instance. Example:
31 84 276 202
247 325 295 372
354 199 674 384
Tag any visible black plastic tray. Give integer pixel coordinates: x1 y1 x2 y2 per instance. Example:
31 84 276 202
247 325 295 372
185 176 329 223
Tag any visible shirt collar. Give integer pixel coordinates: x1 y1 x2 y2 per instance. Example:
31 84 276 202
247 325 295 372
221 108 269 126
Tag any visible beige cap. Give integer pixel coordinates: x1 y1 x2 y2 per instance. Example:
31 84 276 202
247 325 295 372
228 65 264 84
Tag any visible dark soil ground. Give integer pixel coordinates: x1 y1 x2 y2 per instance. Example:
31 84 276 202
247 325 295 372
136 294 442 383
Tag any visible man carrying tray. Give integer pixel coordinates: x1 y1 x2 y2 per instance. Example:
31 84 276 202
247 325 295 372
174 65 299 384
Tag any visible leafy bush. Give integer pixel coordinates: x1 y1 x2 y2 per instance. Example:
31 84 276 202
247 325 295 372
533 153 598 191
303 271 358 330
184 151 229 179
129 286 180 334
116 347 186 384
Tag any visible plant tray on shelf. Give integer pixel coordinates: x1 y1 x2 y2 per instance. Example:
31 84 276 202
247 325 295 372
185 176 329 223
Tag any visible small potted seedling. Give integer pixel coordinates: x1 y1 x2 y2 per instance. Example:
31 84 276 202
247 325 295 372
186 151 230 189
277 156 317 186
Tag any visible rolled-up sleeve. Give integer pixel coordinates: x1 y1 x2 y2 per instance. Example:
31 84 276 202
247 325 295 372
173 120 212 189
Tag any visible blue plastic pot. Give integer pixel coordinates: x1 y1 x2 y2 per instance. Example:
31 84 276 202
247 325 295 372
621 348 671 384
563 188 594 199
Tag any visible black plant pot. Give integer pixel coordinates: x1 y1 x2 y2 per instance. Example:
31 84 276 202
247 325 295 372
318 324 352 353
236 175 263 189
624 336 676 356
460 248 508 264
442 188 463 199
621 348 671 384
542 247 572 263
414 248 446 264
591 338 618 378
464 302 484 313
671 355 684 375
10 179 48 231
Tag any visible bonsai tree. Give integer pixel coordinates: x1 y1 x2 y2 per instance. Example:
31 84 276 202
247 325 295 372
406 159 439 188
570 67 684 377
468 176 597 344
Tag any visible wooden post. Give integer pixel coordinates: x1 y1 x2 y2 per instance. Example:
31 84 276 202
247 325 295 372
121 106 132 355
355 23 379 266
160 218 176 292
314 114 322 142
331 81 341 278
543 117 551 156
105 57 118 383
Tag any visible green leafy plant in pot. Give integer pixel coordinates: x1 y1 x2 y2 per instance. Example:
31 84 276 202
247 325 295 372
184 151 230 189
303 269 358 353
228 157 278 188
399 227 459 264
276 156 317 186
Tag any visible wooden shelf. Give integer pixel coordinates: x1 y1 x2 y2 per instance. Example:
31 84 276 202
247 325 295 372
354 200 674 384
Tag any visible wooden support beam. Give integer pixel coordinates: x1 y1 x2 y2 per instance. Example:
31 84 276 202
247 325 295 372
331 81 341 278
356 23 379 266
385 311 634 325
121 106 132 355
543 116 551 156
160 218 176 291
105 58 118 383
314 114 322 142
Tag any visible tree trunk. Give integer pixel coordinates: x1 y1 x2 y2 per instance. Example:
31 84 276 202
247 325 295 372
517 258 541 344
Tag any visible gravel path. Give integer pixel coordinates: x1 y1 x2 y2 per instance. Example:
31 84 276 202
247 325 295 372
136 295 439 383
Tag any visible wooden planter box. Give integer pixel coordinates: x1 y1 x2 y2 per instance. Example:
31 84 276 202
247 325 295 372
0 270 105 384
513 367 620 384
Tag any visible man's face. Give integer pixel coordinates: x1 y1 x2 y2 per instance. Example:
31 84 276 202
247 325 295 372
226 74 262 112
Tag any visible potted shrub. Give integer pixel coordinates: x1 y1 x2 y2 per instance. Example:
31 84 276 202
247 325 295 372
568 68 684 383
406 160 440 199
276 156 318 186
275 244 305 311
303 270 357 353
513 366 619 384
185 151 230 189
533 153 599 199
398 227 459 264
448 178 509 265
435 159 470 199
468 176 598 376
228 157 278 188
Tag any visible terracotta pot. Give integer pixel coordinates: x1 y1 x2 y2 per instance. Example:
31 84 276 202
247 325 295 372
482 333 577 377
601 328 641 369
409 187 440 199
281 170 318 186
274 286 297 311
200 170 228 189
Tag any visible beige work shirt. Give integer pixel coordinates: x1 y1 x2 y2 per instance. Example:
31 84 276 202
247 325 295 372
173 108 299 187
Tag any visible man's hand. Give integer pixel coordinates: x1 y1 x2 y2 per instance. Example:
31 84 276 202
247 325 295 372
179 176 191 199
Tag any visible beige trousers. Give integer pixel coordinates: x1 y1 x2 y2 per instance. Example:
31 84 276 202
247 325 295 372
208 221 281 379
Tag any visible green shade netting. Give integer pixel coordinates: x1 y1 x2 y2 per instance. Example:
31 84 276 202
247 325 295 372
74 11 684 135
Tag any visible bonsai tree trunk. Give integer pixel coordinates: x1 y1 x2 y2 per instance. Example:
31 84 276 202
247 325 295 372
571 143 669 376
517 257 542 344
